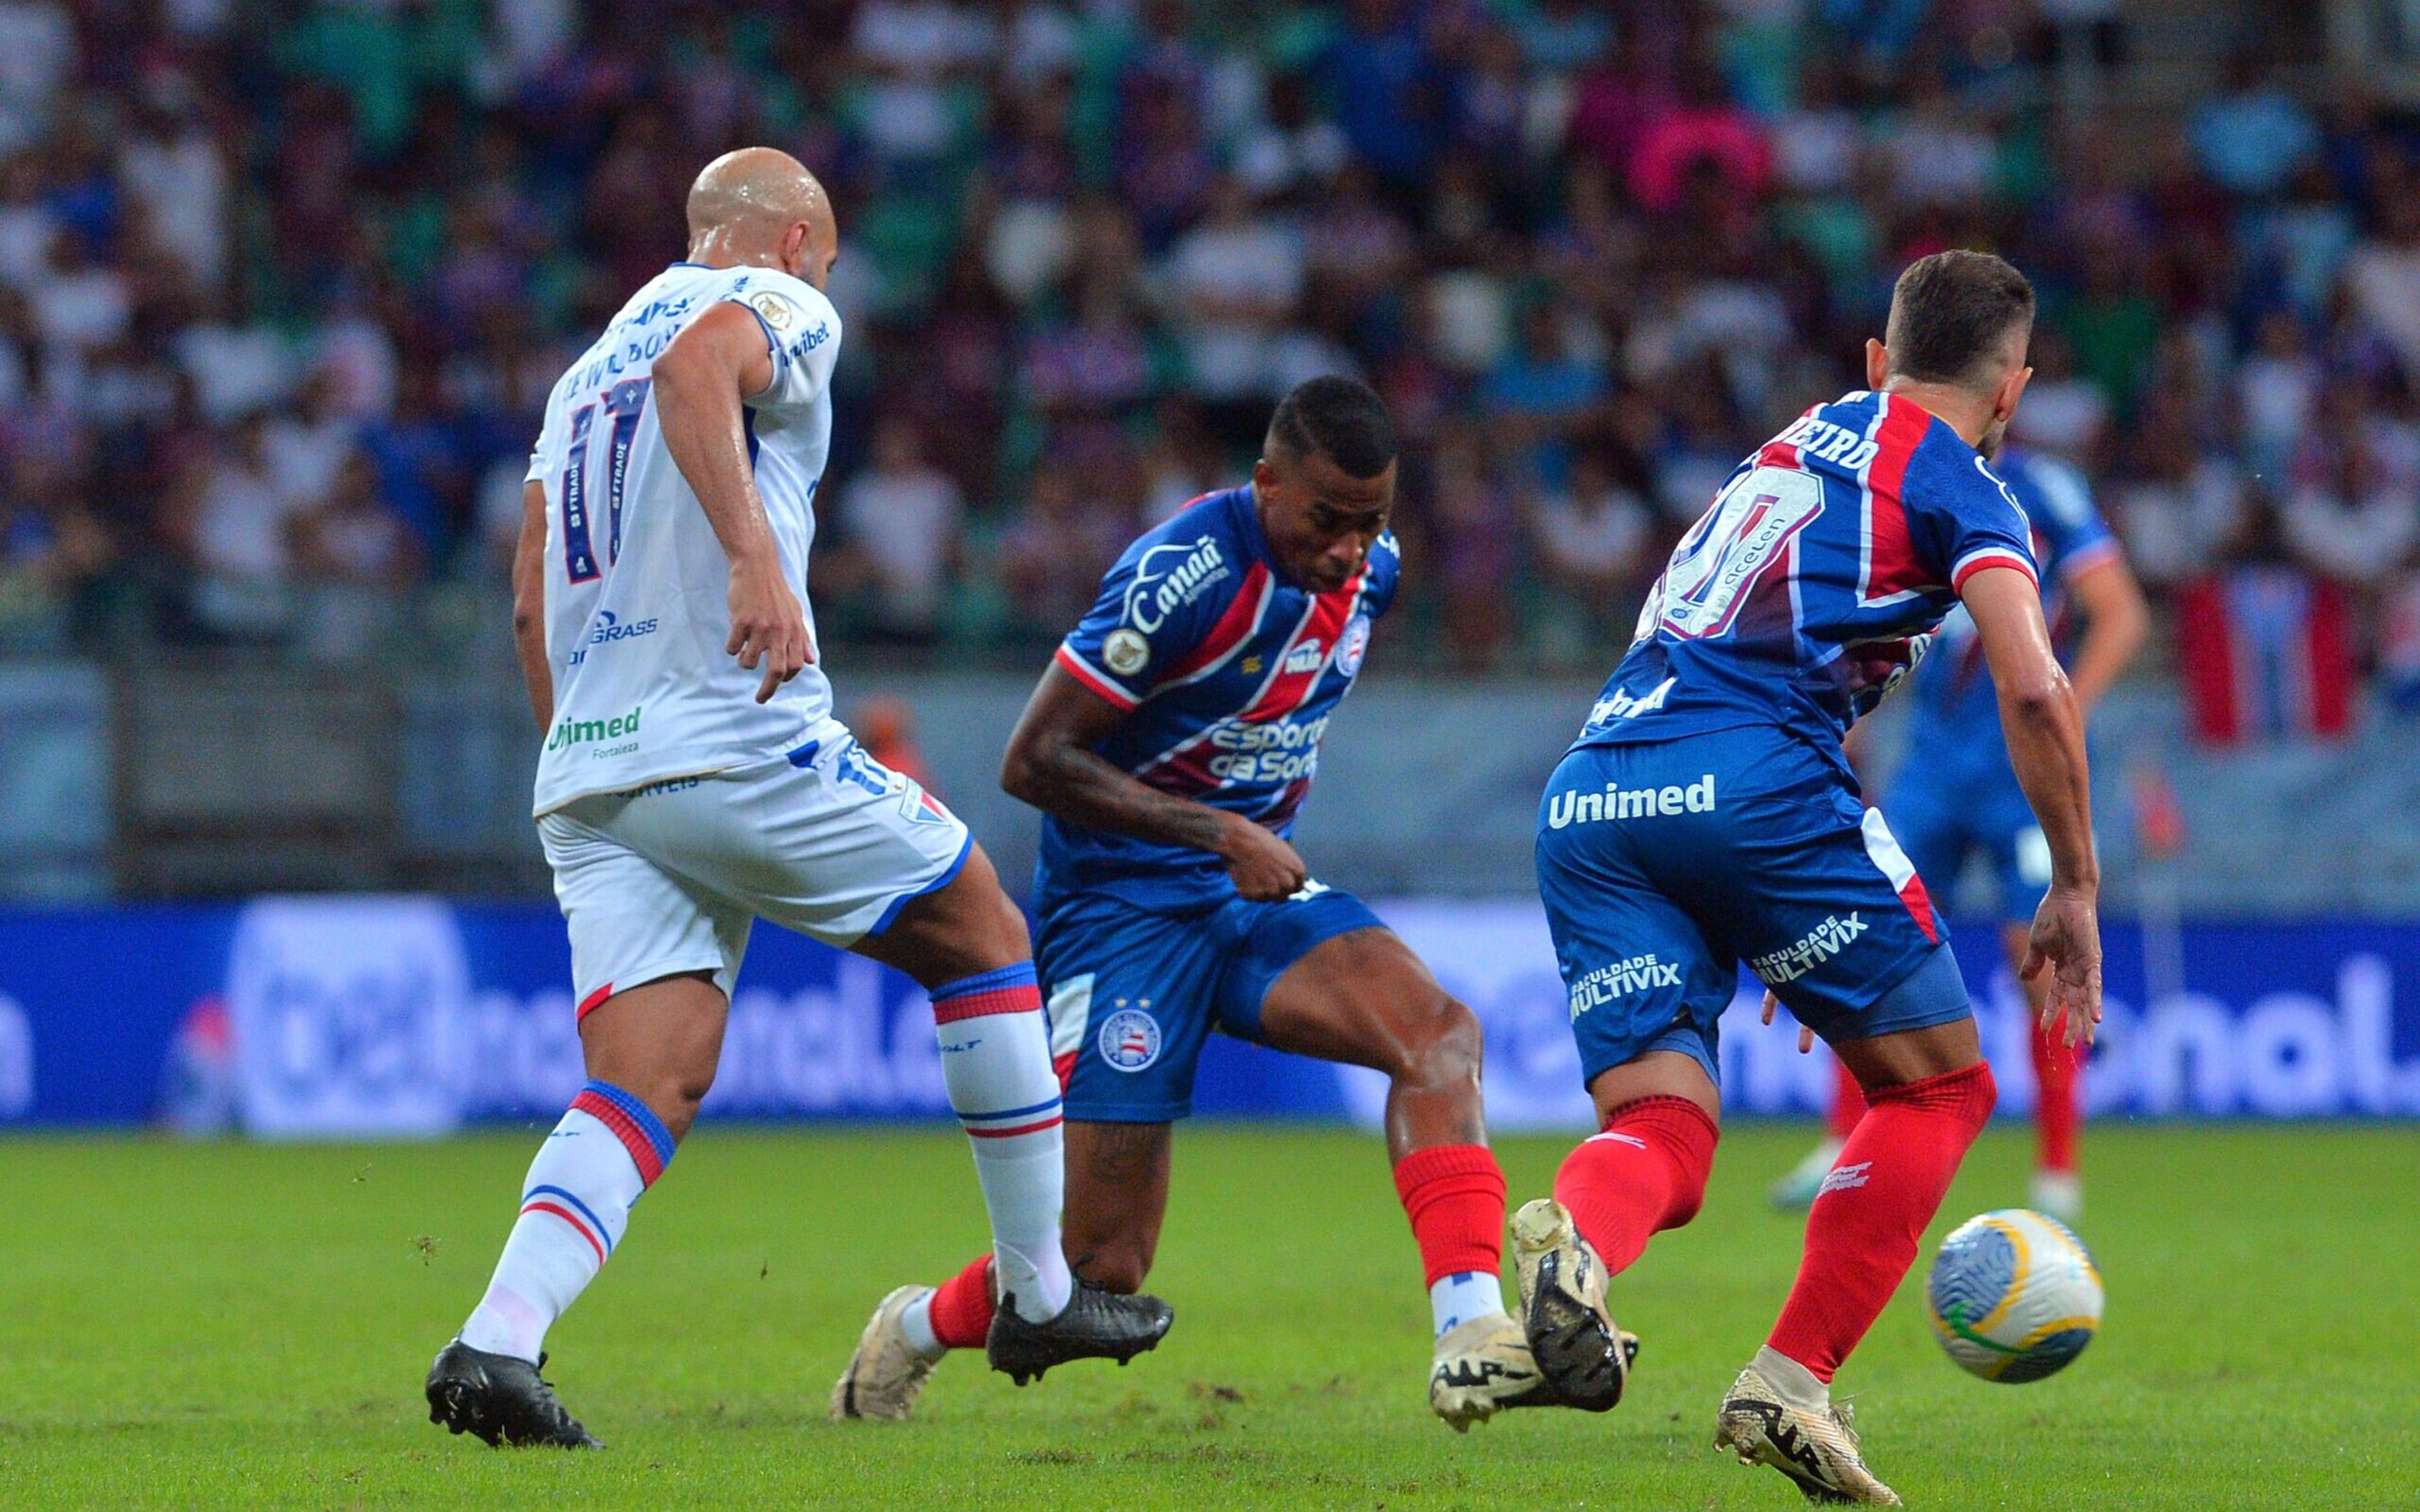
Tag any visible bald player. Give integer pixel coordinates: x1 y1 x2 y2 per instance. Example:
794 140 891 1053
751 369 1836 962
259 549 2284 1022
425 149 1171 1449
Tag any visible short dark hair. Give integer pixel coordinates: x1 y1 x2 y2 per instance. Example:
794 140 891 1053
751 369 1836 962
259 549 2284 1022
1266 375 1397 479
1884 250 2035 390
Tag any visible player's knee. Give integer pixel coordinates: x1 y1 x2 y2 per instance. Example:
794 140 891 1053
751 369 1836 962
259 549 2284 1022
1399 994 1484 1092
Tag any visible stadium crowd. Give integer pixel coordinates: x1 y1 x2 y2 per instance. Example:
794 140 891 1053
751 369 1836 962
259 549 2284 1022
0 0 2407 731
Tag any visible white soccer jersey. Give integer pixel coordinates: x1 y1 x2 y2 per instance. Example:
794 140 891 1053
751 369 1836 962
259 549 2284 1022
526 261 843 816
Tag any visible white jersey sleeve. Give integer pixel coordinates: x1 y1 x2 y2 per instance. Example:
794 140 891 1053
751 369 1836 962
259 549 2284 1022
721 273 841 416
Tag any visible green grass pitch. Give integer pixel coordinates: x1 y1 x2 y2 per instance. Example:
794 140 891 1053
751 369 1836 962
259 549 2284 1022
0 1123 2412 1510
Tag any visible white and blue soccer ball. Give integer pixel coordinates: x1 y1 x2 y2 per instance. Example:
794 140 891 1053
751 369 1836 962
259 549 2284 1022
1926 1208 2103 1383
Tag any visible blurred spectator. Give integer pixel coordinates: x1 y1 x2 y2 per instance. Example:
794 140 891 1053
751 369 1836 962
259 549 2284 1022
2109 402 2248 590
1165 177 1303 445
1482 304 1608 487
292 450 421 663
1426 432 1518 669
1001 459 1131 642
166 415 298 643
2283 388 2420 587
1528 445 1654 635
2189 53 2320 199
2177 498 2356 743
835 417 963 646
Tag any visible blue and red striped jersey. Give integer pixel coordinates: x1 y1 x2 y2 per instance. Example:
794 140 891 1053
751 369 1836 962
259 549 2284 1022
1041 485 1400 914
1903 446 2121 774
1576 389 2039 755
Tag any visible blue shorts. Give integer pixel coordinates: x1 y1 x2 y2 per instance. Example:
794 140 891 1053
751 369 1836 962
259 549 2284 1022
1884 755 2047 928
1035 885 1385 1121
1535 726 1972 1091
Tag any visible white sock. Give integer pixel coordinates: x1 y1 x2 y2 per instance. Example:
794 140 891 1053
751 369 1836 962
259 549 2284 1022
930 965 1074 1324
1429 1270 1508 1337
1753 1344 1831 1411
459 1081 672 1361
900 1290 945 1358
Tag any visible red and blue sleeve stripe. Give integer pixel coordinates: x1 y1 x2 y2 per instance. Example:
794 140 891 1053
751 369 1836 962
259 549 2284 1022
571 1079 676 1188
1054 643 1141 711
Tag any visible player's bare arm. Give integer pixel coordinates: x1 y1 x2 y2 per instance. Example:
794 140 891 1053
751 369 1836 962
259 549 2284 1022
1962 564 2102 1046
652 301 811 704
2061 553 2150 713
510 478 553 731
1001 666 1309 901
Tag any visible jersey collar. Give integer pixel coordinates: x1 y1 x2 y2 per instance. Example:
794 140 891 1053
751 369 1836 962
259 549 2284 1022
1235 481 1286 580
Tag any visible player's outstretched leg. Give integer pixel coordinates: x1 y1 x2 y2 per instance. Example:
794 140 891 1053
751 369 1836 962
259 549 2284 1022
1770 1059 1865 1211
1512 1050 1716 1412
1717 1024 1997 1507
834 851 1172 1418
833 1121 1180 1418
431 973 721 1448
1253 920 1557 1431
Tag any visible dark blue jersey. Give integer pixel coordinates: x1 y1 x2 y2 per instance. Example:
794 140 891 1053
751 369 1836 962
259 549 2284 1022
1039 486 1400 914
1574 389 2039 759
1901 447 2120 776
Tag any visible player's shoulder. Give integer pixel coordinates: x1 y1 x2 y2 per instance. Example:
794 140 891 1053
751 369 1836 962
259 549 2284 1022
714 266 840 350
1117 486 1250 571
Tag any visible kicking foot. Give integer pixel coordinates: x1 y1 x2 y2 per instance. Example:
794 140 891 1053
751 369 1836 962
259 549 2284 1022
986 1280 1173 1386
1714 1360 1898 1505
1509 1198 1630 1411
1429 1312 1638 1431
425 1339 601 1448
1769 1138 1846 1213
2029 1169 2083 1225
830 1285 942 1421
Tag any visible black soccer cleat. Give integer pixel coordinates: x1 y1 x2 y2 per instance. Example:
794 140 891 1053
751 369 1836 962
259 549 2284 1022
425 1339 603 1448
985 1280 1175 1386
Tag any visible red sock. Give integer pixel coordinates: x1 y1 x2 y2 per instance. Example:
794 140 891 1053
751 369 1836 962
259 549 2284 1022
928 1254 996 1349
1392 1144 1506 1285
1767 1062 1997 1383
1828 1058 1867 1140
2030 1016 2079 1174
1552 1096 1720 1276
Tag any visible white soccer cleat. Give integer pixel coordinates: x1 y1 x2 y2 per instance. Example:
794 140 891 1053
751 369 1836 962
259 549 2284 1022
1509 1198 1631 1411
1428 1313 1546 1431
2029 1169 2083 1225
829 1285 942 1421
1714 1361 1901 1506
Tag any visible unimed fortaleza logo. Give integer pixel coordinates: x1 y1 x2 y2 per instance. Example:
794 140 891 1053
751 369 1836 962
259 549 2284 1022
545 704 642 753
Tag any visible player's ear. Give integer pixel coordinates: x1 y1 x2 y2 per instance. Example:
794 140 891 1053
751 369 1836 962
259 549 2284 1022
1996 364 2034 423
1864 338 1888 391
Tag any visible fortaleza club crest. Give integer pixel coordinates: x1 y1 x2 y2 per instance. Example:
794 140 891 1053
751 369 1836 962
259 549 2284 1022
1098 1008 1161 1072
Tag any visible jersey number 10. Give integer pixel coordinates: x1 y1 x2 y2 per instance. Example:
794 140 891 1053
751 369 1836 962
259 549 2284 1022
561 377 653 583
1651 464 1825 641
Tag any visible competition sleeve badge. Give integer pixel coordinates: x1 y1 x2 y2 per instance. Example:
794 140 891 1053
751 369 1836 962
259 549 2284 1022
1102 627 1151 677
749 291 795 331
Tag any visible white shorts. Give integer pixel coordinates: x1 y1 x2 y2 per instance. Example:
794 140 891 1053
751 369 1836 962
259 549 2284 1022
538 718 972 1017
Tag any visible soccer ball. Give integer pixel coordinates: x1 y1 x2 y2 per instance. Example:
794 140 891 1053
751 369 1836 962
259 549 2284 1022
1925 1208 2103 1383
